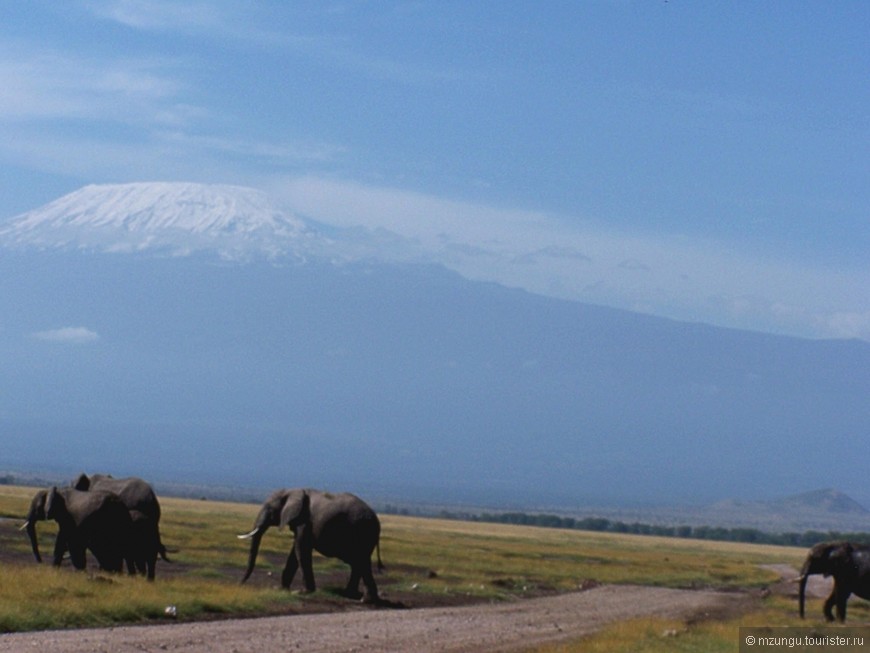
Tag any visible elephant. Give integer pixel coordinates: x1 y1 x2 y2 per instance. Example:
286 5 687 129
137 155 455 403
72 473 170 580
798 541 870 621
238 488 383 602
22 486 135 574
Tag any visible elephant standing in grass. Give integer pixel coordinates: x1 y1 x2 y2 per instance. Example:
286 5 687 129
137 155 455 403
73 473 170 580
798 541 870 622
239 488 383 603
23 486 134 574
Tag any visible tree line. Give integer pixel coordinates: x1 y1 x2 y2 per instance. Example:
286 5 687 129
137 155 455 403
404 508 870 548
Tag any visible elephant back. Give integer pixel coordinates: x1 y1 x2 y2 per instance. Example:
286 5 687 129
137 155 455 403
66 489 125 520
77 475 162 521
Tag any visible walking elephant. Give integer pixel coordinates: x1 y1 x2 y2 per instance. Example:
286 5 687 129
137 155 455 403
72 473 171 579
238 488 383 602
798 541 870 621
22 486 134 574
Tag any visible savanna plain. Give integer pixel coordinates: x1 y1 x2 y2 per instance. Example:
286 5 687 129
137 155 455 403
0 484 859 652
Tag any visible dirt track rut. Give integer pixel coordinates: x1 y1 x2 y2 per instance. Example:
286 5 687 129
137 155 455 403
0 585 742 653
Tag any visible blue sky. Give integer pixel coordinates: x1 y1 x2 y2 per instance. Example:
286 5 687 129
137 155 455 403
1 1 867 340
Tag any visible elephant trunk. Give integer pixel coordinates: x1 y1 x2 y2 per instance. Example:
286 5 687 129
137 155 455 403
23 520 42 563
239 527 266 583
798 574 809 618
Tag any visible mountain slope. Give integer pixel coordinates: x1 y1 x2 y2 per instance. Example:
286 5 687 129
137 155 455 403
1 184 869 508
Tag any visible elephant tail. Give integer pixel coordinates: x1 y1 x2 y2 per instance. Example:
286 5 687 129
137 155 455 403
158 542 174 562
376 541 385 572
154 527 175 562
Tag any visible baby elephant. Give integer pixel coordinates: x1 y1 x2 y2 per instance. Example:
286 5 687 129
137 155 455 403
239 488 383 602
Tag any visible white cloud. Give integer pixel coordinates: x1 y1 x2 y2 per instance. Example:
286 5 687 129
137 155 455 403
0 43 340 183
155 131 345 165
32 327 100 344
86 0 226 33
818 311 870 341
88 2 465 85
272 175 870 341
0 45 187 125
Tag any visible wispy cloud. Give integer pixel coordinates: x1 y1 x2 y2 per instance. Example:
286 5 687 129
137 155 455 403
273 176 870 341
0 45 188 125
0 41 340 182
86 0 228 34
155 131 345 165
32 327 100 344
87 1 465 86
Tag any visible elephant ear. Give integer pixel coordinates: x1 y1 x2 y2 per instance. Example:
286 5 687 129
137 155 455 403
28 490 48 521
279 491 310 529
829 543 855 573
44 487 59 519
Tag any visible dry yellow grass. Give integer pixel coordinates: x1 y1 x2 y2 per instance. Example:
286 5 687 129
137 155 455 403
0 484 807 637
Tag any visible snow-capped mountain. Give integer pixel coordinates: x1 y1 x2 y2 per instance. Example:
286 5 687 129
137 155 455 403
1 182 869 509
0 182 317 259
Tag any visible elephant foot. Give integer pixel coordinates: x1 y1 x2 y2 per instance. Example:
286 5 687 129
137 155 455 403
343 588 364 601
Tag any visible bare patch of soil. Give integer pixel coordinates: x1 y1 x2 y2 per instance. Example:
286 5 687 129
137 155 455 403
0 585 744 653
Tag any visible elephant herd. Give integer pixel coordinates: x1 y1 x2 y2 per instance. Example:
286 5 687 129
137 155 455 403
23 474 170 580
20 474 870 617
20 475 383 603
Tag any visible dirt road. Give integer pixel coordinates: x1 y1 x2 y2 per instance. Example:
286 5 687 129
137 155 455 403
0 585 743 653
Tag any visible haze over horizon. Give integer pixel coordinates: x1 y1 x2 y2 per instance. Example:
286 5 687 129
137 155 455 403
1 2 867 341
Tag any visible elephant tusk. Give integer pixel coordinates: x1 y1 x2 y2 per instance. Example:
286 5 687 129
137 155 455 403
237 529 259 540
19 521 30 531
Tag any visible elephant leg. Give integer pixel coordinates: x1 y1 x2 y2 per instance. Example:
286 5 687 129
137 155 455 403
298 544 316 593
281 550 300 589
835 588 851 622
360 559 379 603
344 565 363 600
69 544 87 570
52 532 68 567
145 531 159 579
824 588 837 622
291 526 316 592
146 553 157 581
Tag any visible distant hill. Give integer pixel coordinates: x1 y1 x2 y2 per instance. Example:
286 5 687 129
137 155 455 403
705 489 870 531
763 489 869 515
713 488 868 515
572 489 870 534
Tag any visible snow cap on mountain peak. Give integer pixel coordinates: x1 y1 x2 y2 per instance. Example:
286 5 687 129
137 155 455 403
0 182 313 259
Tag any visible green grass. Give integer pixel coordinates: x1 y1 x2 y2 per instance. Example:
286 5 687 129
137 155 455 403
0 564 297 631
0 483 813 646
380 517 801 596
